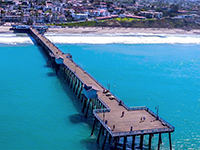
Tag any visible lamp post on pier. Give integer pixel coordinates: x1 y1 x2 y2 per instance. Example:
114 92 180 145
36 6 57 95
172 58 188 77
107 83 110 91
113 84 116 95
155 105 159 120
75 65 76 73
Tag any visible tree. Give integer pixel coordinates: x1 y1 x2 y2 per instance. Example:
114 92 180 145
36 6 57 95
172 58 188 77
21 12 24 17
27 18 33 25
18 5 21 10
134 10 138 16
170 4 178 13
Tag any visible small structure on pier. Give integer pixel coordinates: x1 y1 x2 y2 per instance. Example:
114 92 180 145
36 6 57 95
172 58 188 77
11 25 48 34
82 84 99 99
55 55 64 64
32 25 48 34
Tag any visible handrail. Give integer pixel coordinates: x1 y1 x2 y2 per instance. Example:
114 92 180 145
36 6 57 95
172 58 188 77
112 127 174 137
146 108 175 130
93 107 174 137
93 109 112 135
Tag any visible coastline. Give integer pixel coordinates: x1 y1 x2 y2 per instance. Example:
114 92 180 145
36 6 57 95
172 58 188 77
47 27 200 35
0 26 13 33
1 25 200 35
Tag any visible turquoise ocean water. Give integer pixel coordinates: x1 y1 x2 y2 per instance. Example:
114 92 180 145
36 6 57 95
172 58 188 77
0 32 200 149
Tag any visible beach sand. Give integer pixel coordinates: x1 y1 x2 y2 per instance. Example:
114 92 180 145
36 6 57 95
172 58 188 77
47 27 200 35
1 25 200 34
0 26 13 33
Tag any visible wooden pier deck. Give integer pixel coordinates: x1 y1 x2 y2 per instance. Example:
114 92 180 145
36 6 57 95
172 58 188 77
29 27 175 149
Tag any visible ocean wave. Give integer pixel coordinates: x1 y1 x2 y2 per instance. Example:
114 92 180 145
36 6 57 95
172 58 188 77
0 36 33 45
1 32 200 44
45 34 200 44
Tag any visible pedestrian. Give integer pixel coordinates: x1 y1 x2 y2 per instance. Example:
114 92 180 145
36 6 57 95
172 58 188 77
112 125 115 131
121 111 124 117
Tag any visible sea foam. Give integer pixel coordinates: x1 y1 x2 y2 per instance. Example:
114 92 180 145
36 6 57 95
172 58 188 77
45 33 200 44
1 32 200 45
0 33 33 45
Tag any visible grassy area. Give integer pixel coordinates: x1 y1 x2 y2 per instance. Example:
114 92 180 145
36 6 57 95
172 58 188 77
46 18 200 29
47 21 96 27
114 17 137 22
114 17 155 22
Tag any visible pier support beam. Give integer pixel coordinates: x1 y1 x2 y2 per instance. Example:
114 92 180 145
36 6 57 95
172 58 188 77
114 137 118 149
91 118 96 136
75 80 80 95
67 70 70 84
70 75 74 89
82 97 87 113
97 125 103 144
158 133 162 150
85 99 91 118
123 136 127 150
132 135 135 150
108 134 112 144
149 134 152 150
73 78 77 92
68 72 72 85
102 131 108 150
169 132 172 150
78 85 82 99
140 135 144 150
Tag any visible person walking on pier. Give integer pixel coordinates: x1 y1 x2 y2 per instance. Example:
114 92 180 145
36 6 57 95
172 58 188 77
121 111 124 118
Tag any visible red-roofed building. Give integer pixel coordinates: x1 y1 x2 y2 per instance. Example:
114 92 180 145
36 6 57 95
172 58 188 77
126 15 146 19
96 16 111 20
178 10 189 14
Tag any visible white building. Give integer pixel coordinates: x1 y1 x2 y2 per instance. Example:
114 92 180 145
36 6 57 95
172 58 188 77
72 13 88 20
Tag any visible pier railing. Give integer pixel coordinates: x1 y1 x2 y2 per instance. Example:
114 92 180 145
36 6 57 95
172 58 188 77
112 127 174 137
93 105 175 137
93 109 113 135
146 107 175 131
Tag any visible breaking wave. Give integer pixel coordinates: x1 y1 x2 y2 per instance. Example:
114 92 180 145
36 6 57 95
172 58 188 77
45 33 200 44
0 33 33 45
1 32 200 45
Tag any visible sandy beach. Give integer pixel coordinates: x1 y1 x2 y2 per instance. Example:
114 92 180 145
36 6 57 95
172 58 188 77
47 27 200 35
1 25 200 34
0 26 13 33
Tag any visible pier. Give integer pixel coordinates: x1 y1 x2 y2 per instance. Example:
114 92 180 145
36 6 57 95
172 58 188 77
28 27 174 150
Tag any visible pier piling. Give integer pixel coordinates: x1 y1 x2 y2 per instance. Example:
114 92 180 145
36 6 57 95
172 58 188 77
149 134 152 150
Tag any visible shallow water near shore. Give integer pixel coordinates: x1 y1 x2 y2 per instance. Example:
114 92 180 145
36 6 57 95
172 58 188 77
0 33 200 149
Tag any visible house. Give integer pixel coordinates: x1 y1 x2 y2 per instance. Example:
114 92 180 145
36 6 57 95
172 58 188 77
72 13 88 20
154 12 163 19
99 9 110 16
139 11 163 19
43 2 54 12
22 14 31 23
2 15 21 22
58 14 66 22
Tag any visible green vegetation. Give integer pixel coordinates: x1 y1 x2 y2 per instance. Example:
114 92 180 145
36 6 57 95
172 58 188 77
47 21 96 27
47 18 200 30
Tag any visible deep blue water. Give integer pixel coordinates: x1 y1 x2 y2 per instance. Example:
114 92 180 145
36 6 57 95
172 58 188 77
0 35 200 149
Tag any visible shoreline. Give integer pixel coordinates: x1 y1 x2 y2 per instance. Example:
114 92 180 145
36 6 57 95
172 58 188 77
47 27 200 35
1 25 200 35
